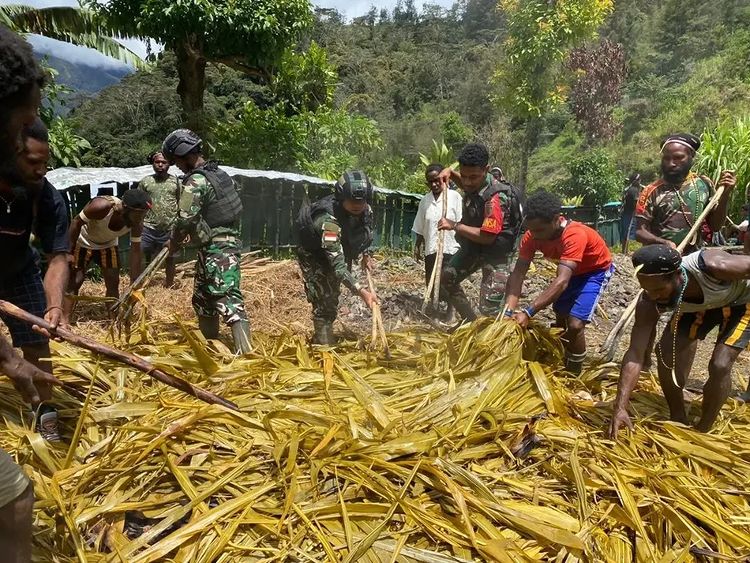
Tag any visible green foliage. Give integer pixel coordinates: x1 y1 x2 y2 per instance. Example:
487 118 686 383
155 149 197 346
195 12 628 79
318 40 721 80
440 111 473 153
495 0 614 119
273 42 337 113
48 116 91 167
214 102 383 180
557 148 622 207
87 0 312 68
39 62 92 168
699 116 750 217
1 4 143 67
418 140 456 169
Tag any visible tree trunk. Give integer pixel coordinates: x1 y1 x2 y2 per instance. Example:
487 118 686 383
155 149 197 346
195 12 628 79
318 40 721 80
518 116 541 195
175 37 207 136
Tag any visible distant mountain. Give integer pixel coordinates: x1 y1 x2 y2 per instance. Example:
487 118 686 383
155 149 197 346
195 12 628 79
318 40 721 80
39 53 132 93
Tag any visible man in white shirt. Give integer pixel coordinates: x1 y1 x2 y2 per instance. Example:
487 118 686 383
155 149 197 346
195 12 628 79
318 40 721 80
412 164 463 314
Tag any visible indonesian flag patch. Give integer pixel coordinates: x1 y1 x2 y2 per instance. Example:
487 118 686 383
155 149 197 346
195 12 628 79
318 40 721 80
323 230 338 243
321 221 341 247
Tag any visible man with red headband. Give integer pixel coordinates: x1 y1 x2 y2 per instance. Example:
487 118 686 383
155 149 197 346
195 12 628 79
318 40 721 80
64 188 151 319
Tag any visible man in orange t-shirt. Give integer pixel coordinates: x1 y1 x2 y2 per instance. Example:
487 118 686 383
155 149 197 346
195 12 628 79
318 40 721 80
505 191 614 374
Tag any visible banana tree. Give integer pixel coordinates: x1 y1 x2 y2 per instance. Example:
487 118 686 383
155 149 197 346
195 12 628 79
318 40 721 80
1 4 144 68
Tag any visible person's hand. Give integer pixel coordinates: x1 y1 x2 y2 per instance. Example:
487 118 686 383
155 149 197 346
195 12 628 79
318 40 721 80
608 408 634 439
1 354 62 406
33 306 68 339
361 254 375 273
359 288 378 310
437 167 452 188
512 311 530 329
438 218 457 231
718 170 737 191
414 243 423 262
662 240 678 250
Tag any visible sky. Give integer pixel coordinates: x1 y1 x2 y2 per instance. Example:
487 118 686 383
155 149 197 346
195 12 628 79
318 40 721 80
2 0 454 69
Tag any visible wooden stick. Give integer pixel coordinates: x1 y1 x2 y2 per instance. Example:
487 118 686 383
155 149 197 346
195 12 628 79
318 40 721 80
600 185 726 361
0 300 239 411
111 246 170 313
431 190 449 310
366 271 391 359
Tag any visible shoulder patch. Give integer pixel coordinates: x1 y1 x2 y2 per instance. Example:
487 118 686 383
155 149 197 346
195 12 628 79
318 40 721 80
321 221 341 248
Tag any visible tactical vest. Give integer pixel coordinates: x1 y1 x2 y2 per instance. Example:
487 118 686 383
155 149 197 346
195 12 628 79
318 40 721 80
460 178 518 259
296 194 373 260
186 162 243 228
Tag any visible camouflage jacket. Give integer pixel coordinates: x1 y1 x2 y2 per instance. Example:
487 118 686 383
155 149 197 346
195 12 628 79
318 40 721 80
138 173 180 232
635 173 714 249
174 172 241 247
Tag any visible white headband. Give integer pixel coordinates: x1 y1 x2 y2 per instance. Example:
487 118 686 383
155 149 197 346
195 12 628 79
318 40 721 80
661 139 696 153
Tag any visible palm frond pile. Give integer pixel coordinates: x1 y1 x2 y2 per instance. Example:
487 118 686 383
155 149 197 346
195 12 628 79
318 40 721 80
1 319 749 561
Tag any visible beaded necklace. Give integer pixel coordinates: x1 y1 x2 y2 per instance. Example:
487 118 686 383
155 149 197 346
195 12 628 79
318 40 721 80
656 265 689 387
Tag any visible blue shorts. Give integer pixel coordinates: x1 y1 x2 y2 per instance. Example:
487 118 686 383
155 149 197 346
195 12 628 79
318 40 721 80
0 262 48 347
142 226 176 258
553 264 614 323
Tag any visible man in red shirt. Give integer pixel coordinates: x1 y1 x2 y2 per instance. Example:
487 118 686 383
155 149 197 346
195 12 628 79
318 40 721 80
505 191 614 374
436 143 522 321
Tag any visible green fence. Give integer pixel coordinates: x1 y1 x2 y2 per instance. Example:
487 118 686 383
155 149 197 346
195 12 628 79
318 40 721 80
60 176 422 265
60 178 624 266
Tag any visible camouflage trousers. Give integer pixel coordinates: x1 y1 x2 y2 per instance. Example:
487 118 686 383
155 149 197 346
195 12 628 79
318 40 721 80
440 246 510 321
193 241 248 324
297 248 341 323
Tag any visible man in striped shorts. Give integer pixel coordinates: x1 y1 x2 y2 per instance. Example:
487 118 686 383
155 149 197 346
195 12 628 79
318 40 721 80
64 189 151 319
610 245 750 438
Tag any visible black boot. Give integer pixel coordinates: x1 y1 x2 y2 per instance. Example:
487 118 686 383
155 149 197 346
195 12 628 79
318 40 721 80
198 315 220 340
312 319 336 345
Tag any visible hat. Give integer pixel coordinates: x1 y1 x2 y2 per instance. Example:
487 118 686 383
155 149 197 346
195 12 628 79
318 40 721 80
632 244 682 275
661 133 701 154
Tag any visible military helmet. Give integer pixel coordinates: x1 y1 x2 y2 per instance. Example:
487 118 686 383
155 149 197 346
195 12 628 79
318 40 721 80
334 170 373 202
162 129 202 159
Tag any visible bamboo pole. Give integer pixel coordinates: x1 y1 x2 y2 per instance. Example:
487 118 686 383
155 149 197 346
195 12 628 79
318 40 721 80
111 246 170 313
0 300 239 411
600 185 726 361
431 189 449 310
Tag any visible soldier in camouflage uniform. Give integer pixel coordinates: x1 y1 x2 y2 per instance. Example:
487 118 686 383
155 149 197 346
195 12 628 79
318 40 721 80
295 170 378 345
161 129 251 354
436 143 523 321
137 151 180 287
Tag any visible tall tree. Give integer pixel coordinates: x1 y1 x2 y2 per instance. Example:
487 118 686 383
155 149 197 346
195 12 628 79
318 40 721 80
87 0 312 134
568 39 626 144
494 0 613 189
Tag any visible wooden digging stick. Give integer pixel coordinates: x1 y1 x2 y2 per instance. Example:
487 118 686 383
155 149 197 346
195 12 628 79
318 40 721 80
599 185 726 361
111 246 170 313
431 189 450 310
0 300 239 411
366 271 391 359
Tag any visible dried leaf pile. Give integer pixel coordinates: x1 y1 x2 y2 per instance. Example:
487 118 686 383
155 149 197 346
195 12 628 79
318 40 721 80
1 319 749 562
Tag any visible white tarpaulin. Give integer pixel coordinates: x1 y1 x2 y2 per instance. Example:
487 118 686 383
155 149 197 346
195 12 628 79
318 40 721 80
45 166 420 200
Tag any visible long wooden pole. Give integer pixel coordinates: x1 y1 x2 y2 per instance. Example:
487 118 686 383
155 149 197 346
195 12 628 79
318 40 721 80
431 189 449 310
0 300 239 411
600 185 726 361
111 246 170 313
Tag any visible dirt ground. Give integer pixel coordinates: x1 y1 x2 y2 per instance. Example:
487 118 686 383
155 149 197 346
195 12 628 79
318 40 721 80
68 249 749 396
